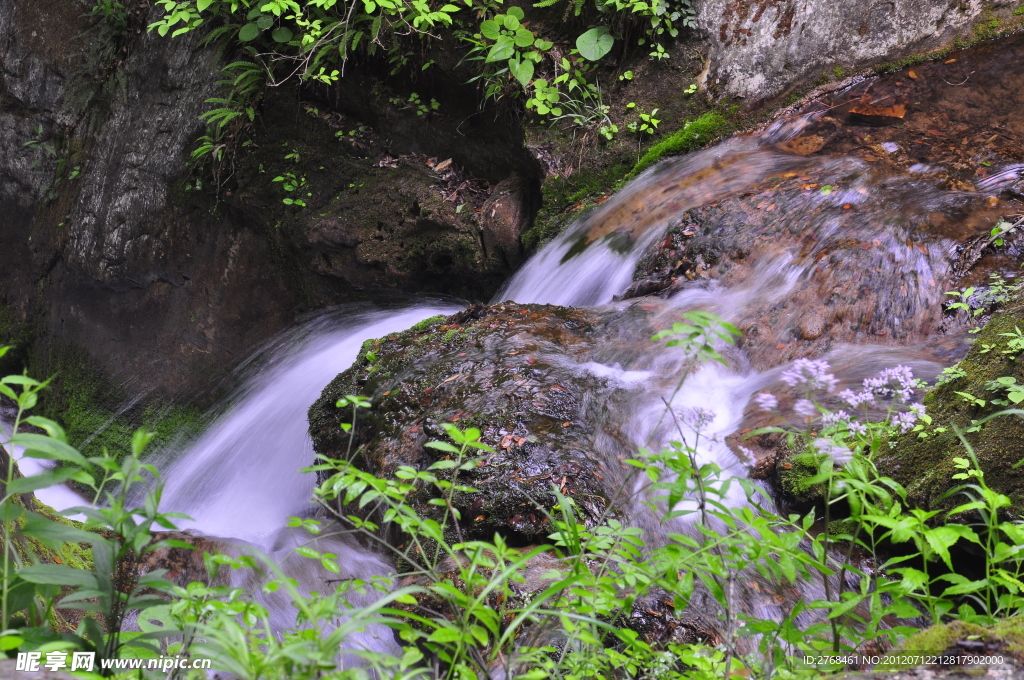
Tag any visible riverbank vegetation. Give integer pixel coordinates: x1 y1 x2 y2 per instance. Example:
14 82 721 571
3 306 1024 678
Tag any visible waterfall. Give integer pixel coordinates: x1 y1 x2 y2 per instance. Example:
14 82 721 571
159 302 461 548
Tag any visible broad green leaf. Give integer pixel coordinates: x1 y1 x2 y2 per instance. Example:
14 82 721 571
576 26 614 61
7 469 80 496
20 564 98 588
514 27 535 47
272 26 293 42
486 36 515 63
502 14 520 29
480 19 501 39
238 23 260 41
197 0 216 10
510 58 534 87
507 6 525 18
9 434 88 467
428 626 462 643
256 14 274 28
22 512 98 546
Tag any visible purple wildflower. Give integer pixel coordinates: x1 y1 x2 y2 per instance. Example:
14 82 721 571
780 358 839 392
890 403 925 433
821 410 851 428
839 388 875 408
681 407 715 431
863 365 918 403
794 399 818 418
813 437 852 463
754 392 778 411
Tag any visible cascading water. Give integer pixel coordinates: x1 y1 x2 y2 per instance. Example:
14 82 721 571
158 304 456 545
16 103 1008 661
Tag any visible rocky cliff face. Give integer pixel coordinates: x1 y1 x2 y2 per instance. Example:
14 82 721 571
0 0 528 415
694 0 1019 100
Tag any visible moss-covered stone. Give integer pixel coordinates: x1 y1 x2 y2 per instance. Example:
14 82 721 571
880 617 1024 669
26 340 203 462
878 294 1024 516
309 302 660 546
625 112 735 181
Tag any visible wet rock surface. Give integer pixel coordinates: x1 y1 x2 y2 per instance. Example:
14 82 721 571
0 1 530 408
309 303 660 544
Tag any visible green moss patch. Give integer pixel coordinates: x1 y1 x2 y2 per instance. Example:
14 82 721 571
28 341 203 462
625 112 734 181
879 293 1024 515
881 618 1024 669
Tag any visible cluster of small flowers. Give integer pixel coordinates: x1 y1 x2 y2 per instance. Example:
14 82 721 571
891 405 925 434
751 361 924 438
838 365 918 407
794 399 817 418
754 392 777 411
821 409 868 436
812 437 852 463
681 406 716 432
780 358 839 392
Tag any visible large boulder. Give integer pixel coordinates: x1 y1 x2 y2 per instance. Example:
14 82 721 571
308 302 660 544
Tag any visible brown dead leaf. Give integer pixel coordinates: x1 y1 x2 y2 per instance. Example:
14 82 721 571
849 103 907 125
778 134 826 156
907 70 918 80
944 58 956 64
434 158 453 173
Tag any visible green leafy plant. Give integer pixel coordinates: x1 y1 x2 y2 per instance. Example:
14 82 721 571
0 348 190 670
272 172 309 207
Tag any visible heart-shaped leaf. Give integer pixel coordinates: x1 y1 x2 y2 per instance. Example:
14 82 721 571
509 58 534 87
576 26 614 61
480 19 501 40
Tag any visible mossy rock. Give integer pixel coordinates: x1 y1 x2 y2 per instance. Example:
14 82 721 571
309 301 661 546
879 617 1024 670
878 293 1024 516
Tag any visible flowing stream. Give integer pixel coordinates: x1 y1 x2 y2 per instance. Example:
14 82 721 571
8 107 1014 655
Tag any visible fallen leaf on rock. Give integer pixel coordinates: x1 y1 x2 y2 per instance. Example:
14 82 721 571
849 103 907 125
778 134 827 155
